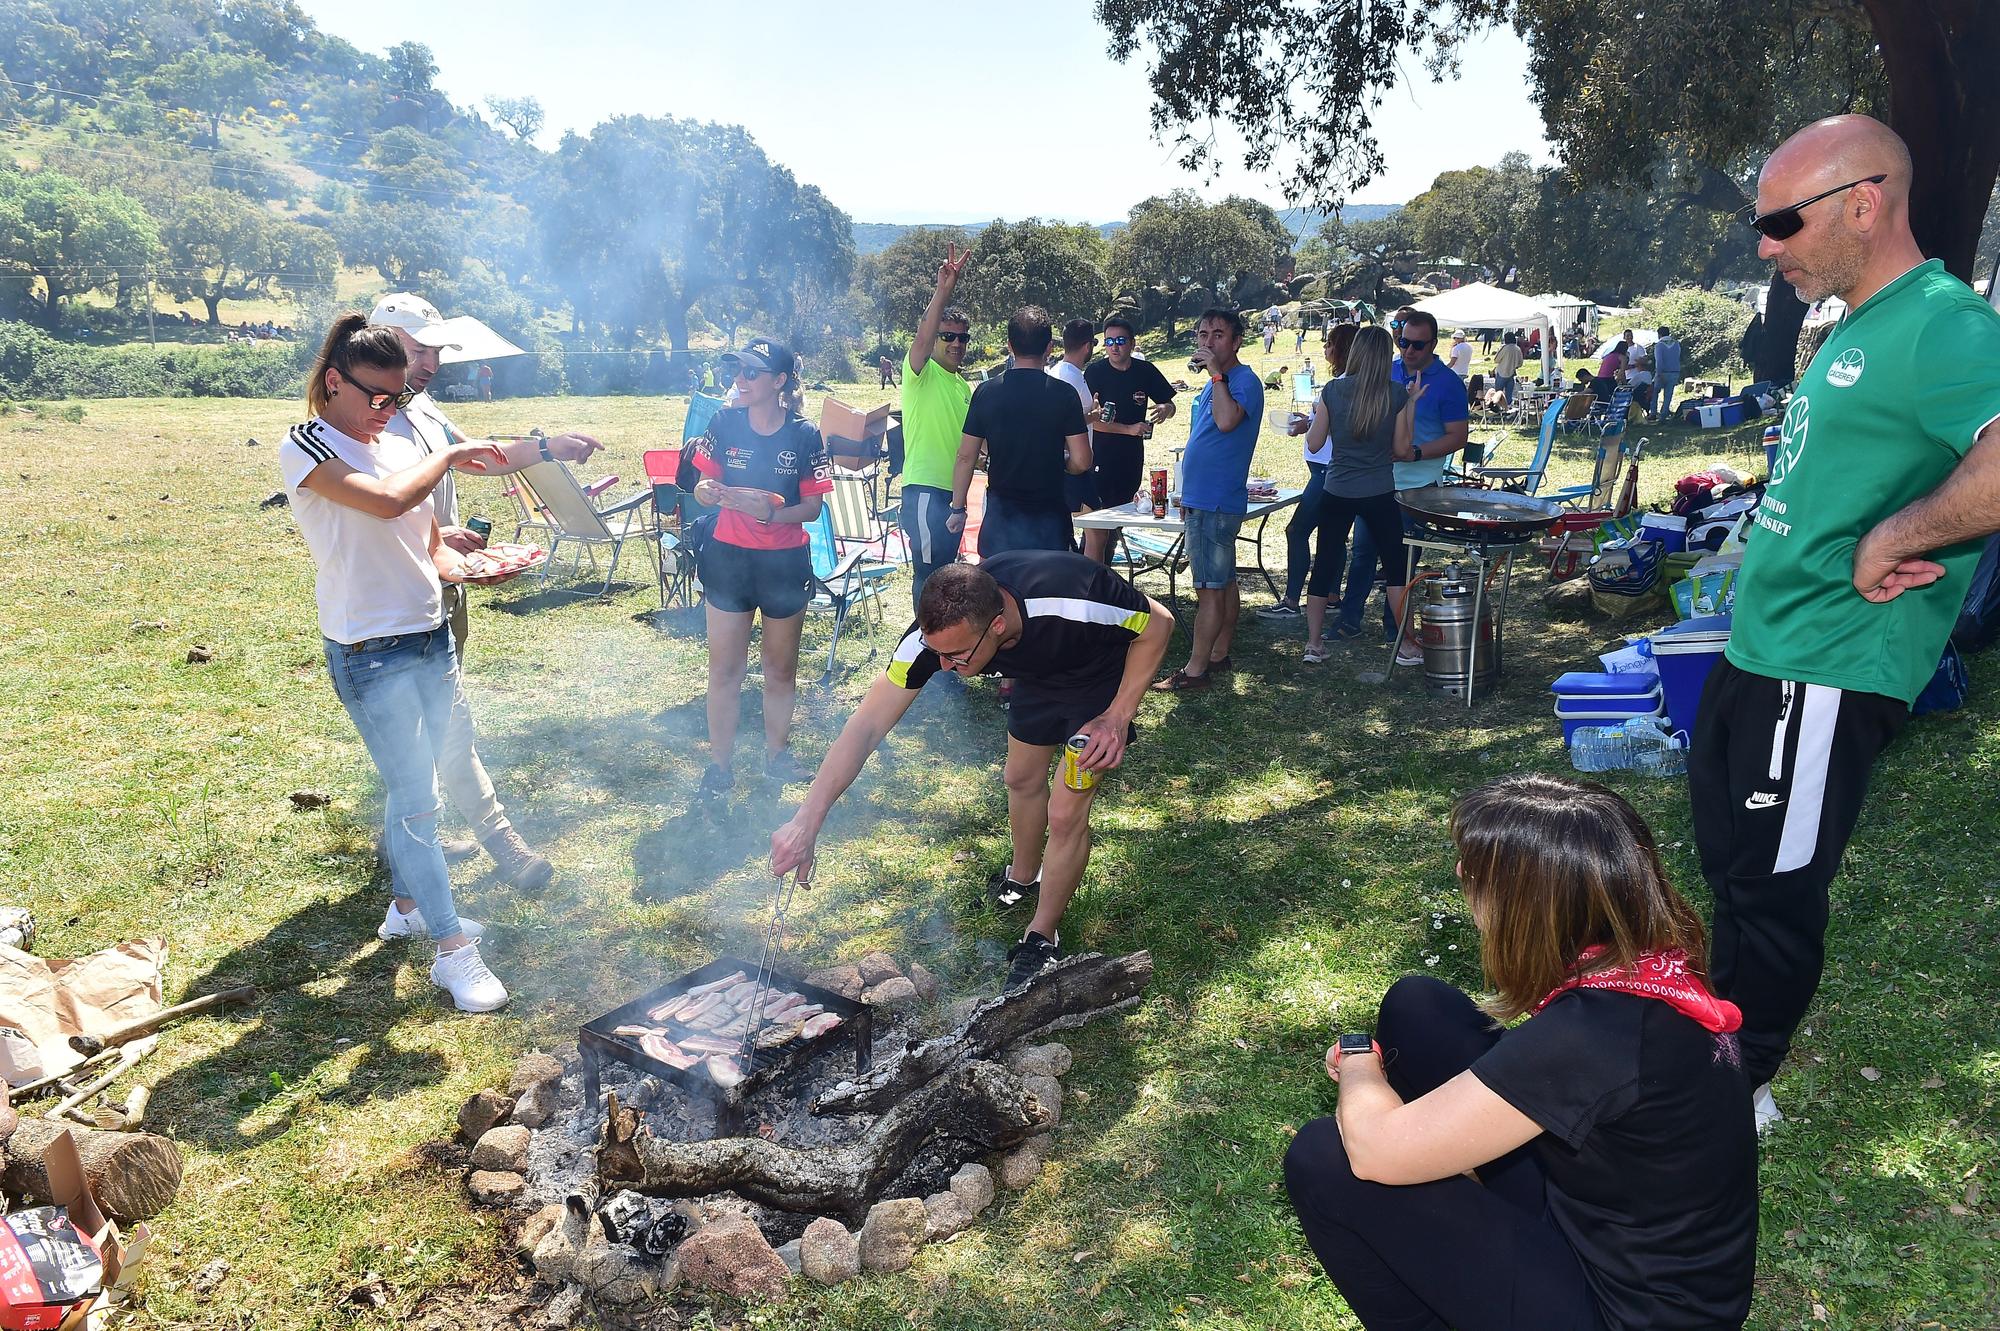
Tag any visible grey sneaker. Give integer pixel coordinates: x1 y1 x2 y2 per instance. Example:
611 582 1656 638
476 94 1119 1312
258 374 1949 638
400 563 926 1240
480 826 554 891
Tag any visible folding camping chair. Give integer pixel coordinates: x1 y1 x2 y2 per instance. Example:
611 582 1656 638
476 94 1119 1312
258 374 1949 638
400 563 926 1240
1469 397 1598 508
521 459 662 598
1544 432 1648 580
805 507 894 682
826 467 899 563
641 447 703 609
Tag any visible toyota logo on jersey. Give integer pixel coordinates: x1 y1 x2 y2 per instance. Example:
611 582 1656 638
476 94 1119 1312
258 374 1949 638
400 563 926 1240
778 450 798 468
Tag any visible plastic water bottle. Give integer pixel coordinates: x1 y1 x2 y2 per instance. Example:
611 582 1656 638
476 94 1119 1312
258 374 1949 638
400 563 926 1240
1622 716 1688 776
1570 725 1631 772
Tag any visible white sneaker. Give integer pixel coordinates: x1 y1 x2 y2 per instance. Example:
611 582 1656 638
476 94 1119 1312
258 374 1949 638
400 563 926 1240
378 901 484 942
429 941 509 1013
1752 1082 1784 1134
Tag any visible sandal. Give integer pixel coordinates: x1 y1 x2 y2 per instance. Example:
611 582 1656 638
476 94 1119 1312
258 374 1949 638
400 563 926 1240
1149 669 1213 693
1303 641 1330 665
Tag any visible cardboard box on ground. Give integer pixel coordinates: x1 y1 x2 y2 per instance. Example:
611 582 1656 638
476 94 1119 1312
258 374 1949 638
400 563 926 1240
0 1130 149 1329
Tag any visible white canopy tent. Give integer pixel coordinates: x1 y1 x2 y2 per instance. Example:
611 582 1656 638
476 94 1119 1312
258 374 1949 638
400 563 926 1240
1529 292 1596 338
1410 282 1560 381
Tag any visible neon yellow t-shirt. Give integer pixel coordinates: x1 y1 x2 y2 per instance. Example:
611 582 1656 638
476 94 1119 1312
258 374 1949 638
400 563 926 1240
899 350 972 491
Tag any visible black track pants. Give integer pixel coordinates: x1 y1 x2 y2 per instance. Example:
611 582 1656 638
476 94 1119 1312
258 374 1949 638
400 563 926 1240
1283 977 1607 1331
1688 659 1906 1087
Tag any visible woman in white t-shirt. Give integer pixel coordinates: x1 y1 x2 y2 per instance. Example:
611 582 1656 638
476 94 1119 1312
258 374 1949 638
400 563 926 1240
278 314 513 1013
1259 323 1356 621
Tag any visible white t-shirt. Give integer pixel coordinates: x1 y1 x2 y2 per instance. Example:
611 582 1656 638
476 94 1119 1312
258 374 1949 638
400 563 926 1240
279 416 443 645
1448 341 1473 376
1048 359 1094 431
378 393 461 524
1303 373 1344 466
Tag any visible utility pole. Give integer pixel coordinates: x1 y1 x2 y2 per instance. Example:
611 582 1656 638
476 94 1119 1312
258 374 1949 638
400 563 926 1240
147 273 156 348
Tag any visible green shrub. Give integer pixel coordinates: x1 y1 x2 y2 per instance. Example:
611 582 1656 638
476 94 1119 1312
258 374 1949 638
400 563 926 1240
0 322 307 399
1638 287 1753 378
59 404 85 422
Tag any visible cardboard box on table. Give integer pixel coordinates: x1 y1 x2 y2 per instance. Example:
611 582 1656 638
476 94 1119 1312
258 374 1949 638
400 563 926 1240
0 1131 150 1330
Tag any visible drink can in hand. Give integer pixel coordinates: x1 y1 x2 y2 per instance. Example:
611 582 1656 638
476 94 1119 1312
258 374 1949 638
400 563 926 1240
466 516 493 541
1061 734 1097 792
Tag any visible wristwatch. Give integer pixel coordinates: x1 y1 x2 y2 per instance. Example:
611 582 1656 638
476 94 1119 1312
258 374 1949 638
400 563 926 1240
536 437 554 462
1411 442 1424 462
949 503 967 513
1334 1032 1379 1070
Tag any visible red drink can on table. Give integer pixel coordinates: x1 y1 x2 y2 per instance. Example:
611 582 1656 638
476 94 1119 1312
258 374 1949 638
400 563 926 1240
1149 468 1169 518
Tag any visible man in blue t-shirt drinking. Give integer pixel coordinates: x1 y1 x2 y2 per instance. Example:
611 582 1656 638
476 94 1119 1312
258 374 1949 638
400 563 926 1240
1153 307 1264 693
1335 309 1470 639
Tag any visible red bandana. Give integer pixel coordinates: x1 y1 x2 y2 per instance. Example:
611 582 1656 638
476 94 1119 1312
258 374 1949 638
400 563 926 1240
1534 947 1743 1034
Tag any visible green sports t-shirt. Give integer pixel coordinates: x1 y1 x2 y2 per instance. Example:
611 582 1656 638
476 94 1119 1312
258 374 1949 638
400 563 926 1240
899 349 973 491
1728 260 2000 703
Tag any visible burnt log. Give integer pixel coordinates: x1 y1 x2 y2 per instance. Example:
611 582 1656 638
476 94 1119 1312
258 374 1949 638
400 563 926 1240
599 1061 1048 1222
814 950 1152 1116
1 1118 183 1221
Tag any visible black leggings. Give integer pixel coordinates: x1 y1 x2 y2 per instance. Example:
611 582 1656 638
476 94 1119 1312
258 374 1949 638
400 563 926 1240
1282 976 1608 1331
1307 490 1406 599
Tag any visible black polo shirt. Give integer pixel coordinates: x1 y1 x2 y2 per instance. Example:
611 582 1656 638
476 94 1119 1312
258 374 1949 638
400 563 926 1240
962 367 1087 511
885 551 1151 699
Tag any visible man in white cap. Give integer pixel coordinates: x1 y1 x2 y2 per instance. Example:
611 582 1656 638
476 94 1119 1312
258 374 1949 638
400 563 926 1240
367 292 604 895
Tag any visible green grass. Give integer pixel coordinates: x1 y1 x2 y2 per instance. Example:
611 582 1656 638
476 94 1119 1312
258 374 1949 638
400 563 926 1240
1 359 1994 1328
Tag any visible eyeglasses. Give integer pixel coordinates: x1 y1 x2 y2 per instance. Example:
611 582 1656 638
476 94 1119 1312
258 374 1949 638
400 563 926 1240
923 619 992 669
1744 174 1887 240
1397 337 1431 351
936 331 971 345
1102 336 1130 347
335 365 416 411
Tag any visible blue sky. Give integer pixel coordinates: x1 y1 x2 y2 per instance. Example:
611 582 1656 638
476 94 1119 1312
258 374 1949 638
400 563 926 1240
300 0 1555 224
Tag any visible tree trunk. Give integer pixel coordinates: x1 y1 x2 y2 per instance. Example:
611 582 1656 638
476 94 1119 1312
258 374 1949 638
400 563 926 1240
36 278 63 332
1 1119 183 1222
203 293 223 326
599 1061 1048 1223
1867 0 2000 280
1756 279 1808 386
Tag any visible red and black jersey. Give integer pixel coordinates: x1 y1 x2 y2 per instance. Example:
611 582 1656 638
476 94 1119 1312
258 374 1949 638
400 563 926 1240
689 409 834 550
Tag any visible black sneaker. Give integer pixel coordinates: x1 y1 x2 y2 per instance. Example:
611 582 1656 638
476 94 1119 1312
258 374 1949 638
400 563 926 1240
763 747 811 784
1003 931 1063 991
698 764 734 798
984 867 1039 911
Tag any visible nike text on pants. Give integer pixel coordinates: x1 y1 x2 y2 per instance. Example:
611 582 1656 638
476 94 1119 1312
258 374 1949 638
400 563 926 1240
1688 659 1906 1086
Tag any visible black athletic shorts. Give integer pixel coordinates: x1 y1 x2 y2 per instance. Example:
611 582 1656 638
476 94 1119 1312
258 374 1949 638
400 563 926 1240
701 541 812 617
1091 436 1144 514
1007 678 1139 749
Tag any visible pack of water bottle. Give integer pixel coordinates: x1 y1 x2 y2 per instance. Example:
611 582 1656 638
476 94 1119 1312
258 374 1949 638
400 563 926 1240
1570 715 1689 776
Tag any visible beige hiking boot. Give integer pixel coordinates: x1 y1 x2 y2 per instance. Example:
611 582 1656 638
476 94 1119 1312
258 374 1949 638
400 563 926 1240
481 826 554 891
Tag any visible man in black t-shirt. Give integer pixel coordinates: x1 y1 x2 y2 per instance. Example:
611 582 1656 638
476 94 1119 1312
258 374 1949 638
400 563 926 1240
947 305 1090 557
1080 315 1178 562
771 552 1173 990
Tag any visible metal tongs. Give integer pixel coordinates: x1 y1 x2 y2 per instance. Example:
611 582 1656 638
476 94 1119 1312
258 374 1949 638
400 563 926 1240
736 864 810 1075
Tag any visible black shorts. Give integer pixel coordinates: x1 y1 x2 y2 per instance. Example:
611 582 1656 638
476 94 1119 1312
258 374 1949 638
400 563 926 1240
701 541 812 617
1006 678 1140 749
1091 436 1144 513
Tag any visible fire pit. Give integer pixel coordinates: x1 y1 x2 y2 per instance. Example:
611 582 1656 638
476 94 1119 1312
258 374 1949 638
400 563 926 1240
579 955 872 1117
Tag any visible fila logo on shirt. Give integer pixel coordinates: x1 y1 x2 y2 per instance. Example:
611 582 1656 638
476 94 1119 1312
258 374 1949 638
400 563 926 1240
1824 348 1865 388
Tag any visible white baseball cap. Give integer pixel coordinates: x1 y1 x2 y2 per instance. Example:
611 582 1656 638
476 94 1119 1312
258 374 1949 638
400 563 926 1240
368 292 461 349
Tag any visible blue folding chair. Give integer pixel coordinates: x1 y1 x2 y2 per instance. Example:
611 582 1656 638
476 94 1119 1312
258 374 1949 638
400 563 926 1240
1471 397 1595 506
805 508 894 682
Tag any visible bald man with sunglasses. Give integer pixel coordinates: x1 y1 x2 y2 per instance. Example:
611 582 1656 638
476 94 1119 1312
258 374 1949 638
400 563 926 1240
1690 116 2000 1134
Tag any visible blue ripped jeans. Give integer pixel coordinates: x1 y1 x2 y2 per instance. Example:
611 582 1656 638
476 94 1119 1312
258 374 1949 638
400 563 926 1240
324 623 463 941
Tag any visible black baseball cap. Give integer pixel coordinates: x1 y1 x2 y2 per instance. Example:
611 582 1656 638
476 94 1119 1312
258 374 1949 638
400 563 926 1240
733 337 797 378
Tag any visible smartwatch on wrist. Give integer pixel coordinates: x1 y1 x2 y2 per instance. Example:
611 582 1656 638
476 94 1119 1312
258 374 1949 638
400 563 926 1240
1411 442 1424 462
949 503 967 513
537 437 554 463
1334 1032 1379 1070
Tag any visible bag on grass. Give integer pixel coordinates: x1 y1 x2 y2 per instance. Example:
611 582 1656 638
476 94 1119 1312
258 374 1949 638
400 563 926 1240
1913 643 1969 716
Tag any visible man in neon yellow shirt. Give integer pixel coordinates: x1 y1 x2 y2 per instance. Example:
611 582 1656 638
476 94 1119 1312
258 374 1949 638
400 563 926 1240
898 242 975 610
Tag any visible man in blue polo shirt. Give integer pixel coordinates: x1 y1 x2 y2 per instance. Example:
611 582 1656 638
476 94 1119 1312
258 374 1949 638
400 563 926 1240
1153 307 1263 693
1333 309 1469 638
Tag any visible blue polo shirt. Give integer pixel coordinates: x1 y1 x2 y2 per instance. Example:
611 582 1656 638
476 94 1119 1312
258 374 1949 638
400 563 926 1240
1390 357 1470 489
1181 364 1265 514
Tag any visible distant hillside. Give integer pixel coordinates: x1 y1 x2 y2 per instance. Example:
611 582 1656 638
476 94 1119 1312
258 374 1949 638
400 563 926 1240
855 201 1401 255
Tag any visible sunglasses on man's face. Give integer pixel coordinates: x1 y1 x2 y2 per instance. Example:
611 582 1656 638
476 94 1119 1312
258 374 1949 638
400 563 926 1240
1102 336 1130 347
1744 174 1887 241
336 365 416 411
1397 337 1431 351
937 331 971 345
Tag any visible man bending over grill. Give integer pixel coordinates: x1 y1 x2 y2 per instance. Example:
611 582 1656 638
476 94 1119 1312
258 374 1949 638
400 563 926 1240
770 552 1173 990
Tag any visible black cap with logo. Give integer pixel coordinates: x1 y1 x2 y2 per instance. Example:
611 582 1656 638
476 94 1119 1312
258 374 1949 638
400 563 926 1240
732 337 797 379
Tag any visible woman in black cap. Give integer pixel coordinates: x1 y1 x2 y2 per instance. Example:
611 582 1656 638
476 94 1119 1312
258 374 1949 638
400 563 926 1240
689 337 833 796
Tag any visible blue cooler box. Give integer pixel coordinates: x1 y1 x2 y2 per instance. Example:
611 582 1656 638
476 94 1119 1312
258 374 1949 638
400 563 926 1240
1651 615 1732 739
1551 671 1665 746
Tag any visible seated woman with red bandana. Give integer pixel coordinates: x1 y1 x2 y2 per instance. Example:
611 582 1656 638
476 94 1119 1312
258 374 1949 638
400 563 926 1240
1284 774 1757 1331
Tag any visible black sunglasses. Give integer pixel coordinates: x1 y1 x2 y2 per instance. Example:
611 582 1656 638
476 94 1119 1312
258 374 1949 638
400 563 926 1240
335 365 416 411
936 331 971 345
1397 337 1431 351
1744 174 1886 240
733 367 767 382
